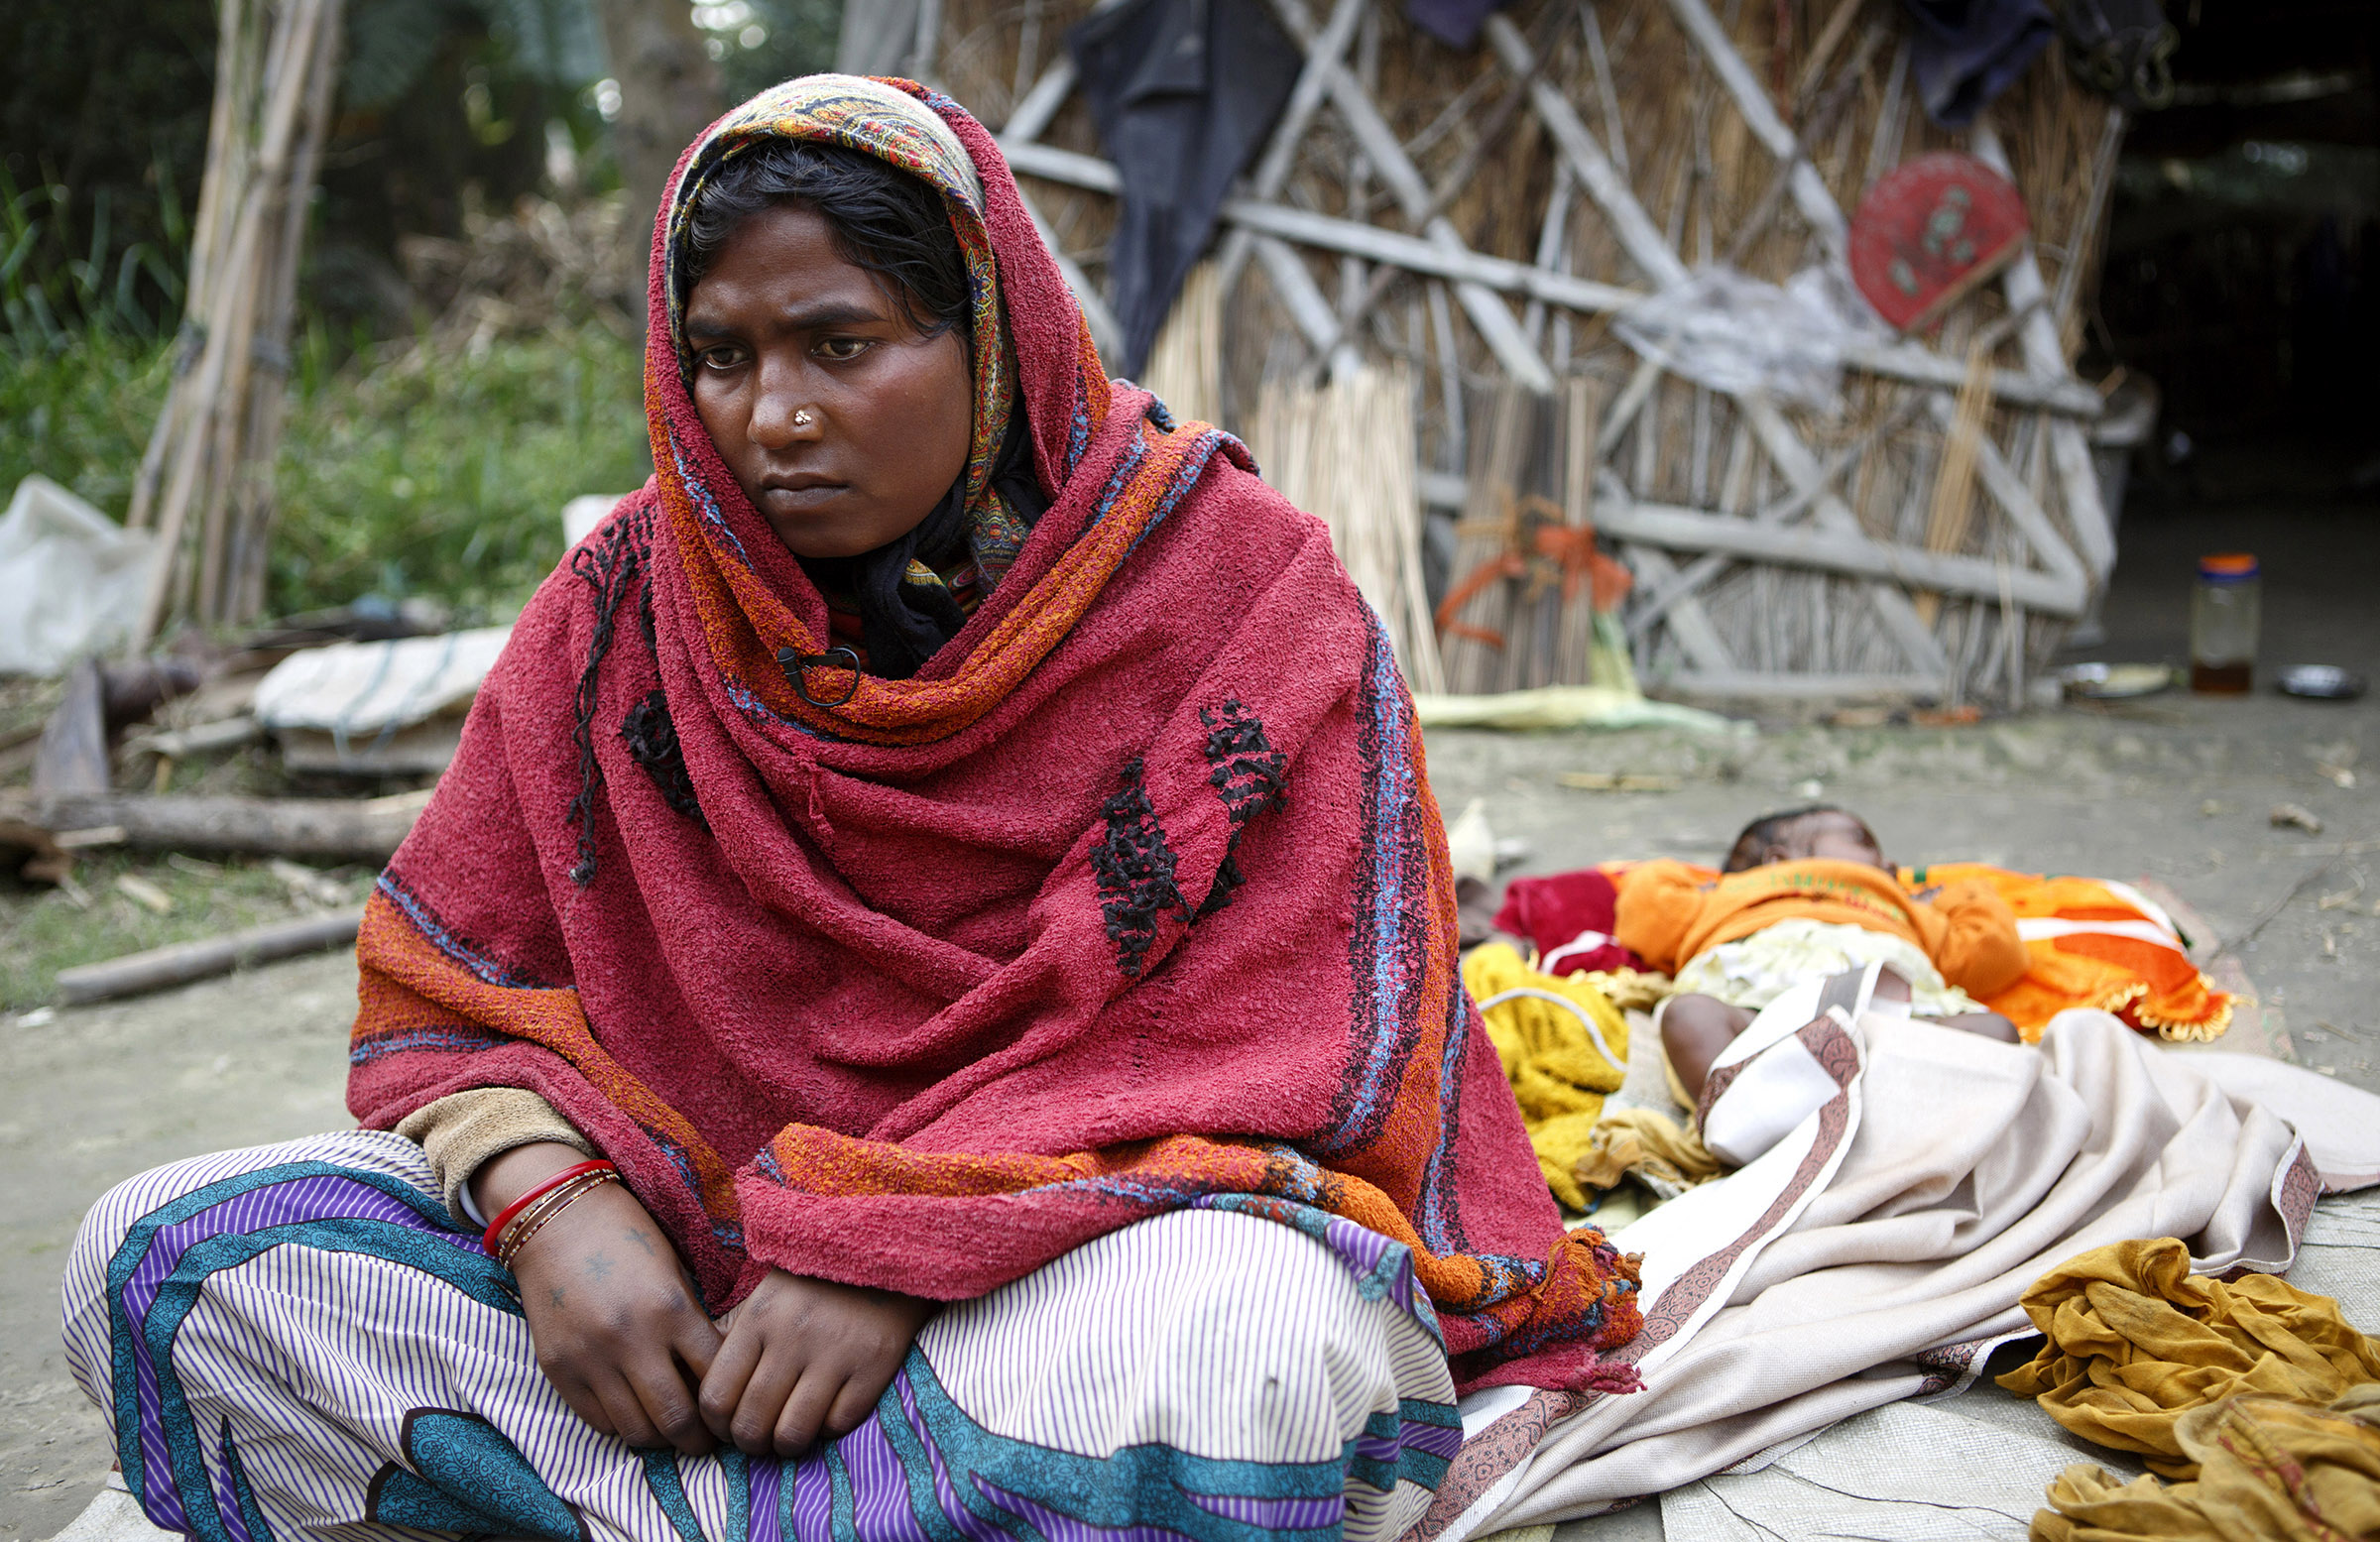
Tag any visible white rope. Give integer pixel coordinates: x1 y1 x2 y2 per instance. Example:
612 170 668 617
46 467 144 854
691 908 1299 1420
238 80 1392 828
1476 986 1624 1071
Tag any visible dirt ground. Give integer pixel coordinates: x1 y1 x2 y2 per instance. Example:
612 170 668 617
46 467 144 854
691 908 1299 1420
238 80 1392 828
4 675 2374 1539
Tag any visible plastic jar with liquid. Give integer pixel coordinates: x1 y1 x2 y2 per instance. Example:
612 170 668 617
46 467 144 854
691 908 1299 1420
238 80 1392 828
2190 553 2260 693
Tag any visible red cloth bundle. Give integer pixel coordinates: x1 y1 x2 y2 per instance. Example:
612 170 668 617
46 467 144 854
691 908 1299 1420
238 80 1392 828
1493 870 1647 976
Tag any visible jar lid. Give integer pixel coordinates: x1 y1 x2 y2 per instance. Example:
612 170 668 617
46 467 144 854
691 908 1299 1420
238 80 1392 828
2198 552 2259 583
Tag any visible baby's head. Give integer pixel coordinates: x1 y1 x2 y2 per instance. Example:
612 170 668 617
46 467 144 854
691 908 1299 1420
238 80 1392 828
1722 805 1888 874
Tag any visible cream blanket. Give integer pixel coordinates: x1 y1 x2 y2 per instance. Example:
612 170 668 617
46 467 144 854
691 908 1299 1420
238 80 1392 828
1413 973 2380 1540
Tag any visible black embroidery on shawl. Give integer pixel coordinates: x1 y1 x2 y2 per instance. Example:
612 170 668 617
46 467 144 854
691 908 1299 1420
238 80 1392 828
1090 756 1188 975
564 503 653 886
1195 699 1288 916
620 690 707 830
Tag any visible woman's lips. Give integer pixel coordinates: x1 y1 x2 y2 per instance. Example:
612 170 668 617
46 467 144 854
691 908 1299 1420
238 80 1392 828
762 480 847 512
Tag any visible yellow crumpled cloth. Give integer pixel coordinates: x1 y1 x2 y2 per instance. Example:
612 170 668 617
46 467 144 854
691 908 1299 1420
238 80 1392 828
2031 1384 2380 1542
1462 943 1629 1211
1997 1237 2380 1480
1574 1106 1723 1197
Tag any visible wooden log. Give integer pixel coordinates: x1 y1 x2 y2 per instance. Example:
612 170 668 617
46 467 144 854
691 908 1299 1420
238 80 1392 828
1594 496 2088 614
12 789 428 861
55 906 364 1006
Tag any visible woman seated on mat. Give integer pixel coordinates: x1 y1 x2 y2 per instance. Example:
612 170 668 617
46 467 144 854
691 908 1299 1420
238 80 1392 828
61 76 1641 1542
1616 804 2028 1102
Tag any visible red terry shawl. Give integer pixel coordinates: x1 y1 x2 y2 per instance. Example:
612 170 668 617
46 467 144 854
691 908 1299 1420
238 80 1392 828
347 77 1640 1393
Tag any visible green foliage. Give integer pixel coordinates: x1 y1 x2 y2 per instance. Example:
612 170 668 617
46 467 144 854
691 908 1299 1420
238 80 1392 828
271 319 651 616
0 0 213 344
0 330 176 518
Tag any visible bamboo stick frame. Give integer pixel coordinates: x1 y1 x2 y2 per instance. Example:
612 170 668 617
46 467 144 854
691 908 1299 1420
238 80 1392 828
950 0 2117 701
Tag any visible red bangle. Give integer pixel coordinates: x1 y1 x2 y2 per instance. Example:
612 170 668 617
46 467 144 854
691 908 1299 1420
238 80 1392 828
482 1159 617 1253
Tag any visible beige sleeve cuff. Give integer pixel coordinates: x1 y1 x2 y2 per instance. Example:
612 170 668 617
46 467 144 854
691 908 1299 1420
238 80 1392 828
396 1088 593 1229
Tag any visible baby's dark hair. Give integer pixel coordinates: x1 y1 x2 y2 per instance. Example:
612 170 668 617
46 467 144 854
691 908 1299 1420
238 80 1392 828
678 140 971 346
1722 804 1853 873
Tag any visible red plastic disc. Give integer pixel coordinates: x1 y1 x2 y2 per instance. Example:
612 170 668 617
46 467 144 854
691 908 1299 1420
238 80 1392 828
1848 153 2030 333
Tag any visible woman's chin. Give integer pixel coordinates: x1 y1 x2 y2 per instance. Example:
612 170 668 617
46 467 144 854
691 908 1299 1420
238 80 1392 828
764 511 917 561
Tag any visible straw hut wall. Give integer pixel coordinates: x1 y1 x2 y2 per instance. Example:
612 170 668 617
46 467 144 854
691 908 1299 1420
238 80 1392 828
922 0 2122 706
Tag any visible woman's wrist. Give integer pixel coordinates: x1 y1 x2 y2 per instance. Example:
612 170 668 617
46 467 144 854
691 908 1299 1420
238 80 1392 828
470 1140 604 1226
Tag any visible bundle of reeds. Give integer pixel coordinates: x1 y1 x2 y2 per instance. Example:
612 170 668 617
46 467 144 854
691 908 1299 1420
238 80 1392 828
124 0 344 651
1139 260 1224 428
1249 365 1446 693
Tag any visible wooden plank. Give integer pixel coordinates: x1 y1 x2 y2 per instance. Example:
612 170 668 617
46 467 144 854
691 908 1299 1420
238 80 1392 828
12 788 430 861
1217 197 1643 313
1665 670 1948 699
1620 544 1736 671
1484 15 1684 290
997 56 1075 147
1969 121 2115 580
1594 497 2087 614
1733 396 1956 673
1251 234 1346 354
33 659 110 797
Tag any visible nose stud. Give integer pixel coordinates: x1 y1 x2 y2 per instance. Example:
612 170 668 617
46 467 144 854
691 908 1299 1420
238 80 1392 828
792 409 815 427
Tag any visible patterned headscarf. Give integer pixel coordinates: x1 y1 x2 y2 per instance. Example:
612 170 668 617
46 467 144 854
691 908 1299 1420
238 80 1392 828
660 74 1034 662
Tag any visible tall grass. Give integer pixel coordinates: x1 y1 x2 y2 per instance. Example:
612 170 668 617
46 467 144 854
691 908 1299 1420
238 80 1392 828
1 157 189 351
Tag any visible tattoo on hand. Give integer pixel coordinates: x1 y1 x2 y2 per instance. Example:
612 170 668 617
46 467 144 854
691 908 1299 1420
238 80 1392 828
585 1252 615 1281
549 1287 566 1309
625 1227 656 1256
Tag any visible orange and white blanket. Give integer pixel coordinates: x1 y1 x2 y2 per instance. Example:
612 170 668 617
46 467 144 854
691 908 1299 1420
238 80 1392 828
1902 865 2233 1042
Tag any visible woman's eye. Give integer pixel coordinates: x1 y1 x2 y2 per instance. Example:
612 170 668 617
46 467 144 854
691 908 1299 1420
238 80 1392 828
698 346 745 370
816 337 871 362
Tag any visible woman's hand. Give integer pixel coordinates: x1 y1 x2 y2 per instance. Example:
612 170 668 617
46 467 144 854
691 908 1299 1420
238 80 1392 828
475 1142 723 1455
698 1269 936 1456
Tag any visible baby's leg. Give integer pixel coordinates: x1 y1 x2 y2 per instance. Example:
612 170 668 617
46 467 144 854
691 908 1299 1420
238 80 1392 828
1661 993 1755 1104
1920 1010 2021 1043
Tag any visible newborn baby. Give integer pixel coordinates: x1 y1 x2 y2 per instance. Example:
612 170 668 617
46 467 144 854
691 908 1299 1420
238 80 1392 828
1615 805 2027 1102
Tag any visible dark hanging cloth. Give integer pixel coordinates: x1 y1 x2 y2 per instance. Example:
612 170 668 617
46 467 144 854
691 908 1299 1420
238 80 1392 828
1066 0 1301 378
1404 0 1509 49
1899 0 2056 127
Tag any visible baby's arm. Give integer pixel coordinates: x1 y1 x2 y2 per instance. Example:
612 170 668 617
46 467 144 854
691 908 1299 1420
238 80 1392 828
1612 861 1710 975
1923 881 2028 998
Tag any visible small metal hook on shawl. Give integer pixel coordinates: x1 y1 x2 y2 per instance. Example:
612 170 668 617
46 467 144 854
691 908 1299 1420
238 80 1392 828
776 646 862 707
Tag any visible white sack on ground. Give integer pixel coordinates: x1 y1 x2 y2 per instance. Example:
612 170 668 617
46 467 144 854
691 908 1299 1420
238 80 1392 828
0 475 160 675
1411 1003 2380 1542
